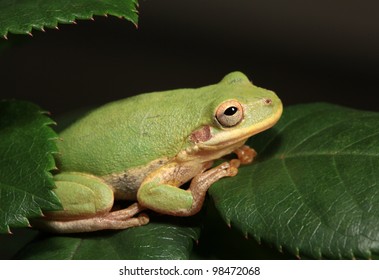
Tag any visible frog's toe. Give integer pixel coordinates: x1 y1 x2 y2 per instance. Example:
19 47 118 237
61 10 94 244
218 160 239 177
227 160 239 177
234 145 257 164
137 213 150 225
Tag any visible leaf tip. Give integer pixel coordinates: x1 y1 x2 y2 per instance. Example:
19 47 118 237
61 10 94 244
40 110 51 116
277 244 283 253
255 236 262 245
295 248 301 259
365 250 373 260
51 165 59 171
345 249 356 260
224 216 232 228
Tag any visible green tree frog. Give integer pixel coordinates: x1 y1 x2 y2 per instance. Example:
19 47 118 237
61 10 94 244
39 72 282 233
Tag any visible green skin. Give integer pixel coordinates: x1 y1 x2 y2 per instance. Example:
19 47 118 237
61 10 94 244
40 72 283 233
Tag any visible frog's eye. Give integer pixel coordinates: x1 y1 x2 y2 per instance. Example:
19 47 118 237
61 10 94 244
215 100 244 127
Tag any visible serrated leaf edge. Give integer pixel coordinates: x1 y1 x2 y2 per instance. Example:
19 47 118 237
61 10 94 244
5 110 62 234
2 3 139 39
40 113 62 206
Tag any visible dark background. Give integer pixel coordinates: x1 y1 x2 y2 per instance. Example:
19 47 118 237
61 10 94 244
0 0 379 259
0 0 378 114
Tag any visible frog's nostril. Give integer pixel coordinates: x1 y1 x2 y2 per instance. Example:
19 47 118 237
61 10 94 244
263 98 272 105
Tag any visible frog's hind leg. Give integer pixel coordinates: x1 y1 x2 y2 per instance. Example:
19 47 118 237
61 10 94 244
106 202 146 220
36 203 149 233
36 172 149 233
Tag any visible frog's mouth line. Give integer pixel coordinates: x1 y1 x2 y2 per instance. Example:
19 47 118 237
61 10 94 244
199 102 283 150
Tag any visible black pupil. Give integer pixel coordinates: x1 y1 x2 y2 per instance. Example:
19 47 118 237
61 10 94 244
224 106 238 116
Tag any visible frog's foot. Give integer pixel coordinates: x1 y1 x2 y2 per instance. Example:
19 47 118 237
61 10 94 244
36 203 149 233
234 145 257 164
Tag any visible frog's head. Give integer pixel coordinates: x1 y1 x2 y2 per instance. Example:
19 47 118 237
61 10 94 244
188 72 282 155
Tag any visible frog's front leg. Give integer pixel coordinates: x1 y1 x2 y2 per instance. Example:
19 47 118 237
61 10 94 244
137 159 240 216
36 172 148 233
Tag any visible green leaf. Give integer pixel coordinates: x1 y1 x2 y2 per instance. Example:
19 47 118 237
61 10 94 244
0 100 61 233
16 221 200 259
210 103 379 259
193 200 295 260
0 0 139 38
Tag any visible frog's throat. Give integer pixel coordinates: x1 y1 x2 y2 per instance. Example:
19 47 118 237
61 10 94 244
199 102 283 150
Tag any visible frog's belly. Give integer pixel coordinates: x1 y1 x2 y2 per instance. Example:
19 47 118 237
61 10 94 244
102 158 168 200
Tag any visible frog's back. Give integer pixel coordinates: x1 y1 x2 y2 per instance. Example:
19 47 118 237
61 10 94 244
56 87 214 176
